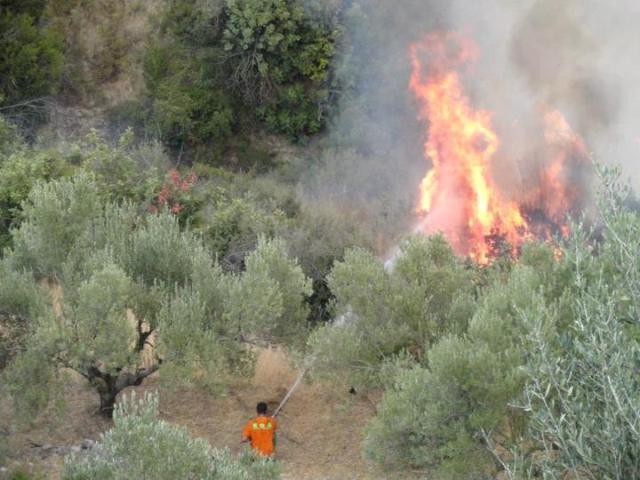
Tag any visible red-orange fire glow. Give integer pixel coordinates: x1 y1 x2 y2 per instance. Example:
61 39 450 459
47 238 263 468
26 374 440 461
410 32 589 263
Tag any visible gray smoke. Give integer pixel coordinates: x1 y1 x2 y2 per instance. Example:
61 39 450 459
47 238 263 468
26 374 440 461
301 0 640 250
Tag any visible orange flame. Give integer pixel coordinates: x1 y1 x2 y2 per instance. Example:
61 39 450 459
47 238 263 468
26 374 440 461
410 33 589 263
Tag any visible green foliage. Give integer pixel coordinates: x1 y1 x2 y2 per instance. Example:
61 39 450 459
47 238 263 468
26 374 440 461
362 243 563 477
363 339 497 477
142 43 234 149
223 0 336 136
0 115 21 157
0 432 7 470
144 0 338 150
309 235 475 387
80 129 168 202
514 169 640 480
256 82 325 137
11 172 101 276
0 11 63 104
0 257 47 370
157 284 236 391
3 331 58 419
0 137 69 251
1 0 47 18
222 0 332 97
160 0 224 45
62 392 280 480
201 193 288 269
283 203 376 324
0 257 46 321
225 236 312 343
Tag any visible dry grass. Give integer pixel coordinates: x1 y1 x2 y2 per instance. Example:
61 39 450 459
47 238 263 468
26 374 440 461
1 348 422 480
48 0 164 107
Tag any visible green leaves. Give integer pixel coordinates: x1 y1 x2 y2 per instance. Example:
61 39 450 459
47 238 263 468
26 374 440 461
142 41 235 148
310 235 476 387
225 236 311 342
66 263 135 370
218 0 335 134
515 175 640 479
11 172 101 277
0 11 63 104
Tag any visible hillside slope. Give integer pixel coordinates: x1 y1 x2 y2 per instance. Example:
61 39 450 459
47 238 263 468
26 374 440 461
3 349 422 480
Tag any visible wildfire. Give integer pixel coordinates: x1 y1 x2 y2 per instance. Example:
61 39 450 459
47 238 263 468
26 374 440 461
410 32 589 263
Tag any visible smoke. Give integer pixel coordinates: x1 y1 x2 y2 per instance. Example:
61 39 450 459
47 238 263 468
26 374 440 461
301 0 451 248
452 0 639 184
302 0 640 249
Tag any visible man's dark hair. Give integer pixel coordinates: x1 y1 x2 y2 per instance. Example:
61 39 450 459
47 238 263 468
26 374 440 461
257 402 268 414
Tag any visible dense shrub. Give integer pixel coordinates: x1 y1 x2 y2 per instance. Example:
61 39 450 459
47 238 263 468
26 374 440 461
0 138 69 251
80 128 169 203
160 0 224 45
0 0 47 18
513 171 640 480
0 257 47 370
0 10 63 105
142 0 338 151
141 42 235 151
63 392 280 480
308 235 476 387
200 193 288 270
222 0 337 136
362 257 556 477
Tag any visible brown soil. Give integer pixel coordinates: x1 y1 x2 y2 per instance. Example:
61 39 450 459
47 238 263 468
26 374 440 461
2 349 422 480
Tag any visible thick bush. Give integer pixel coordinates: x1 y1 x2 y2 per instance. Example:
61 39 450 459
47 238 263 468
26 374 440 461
0 140 69 251
143 43 234 149
80 129 168 203
0 257 47 370
0 0 47 18
0 11 63 105
144 0 338 149
222 0 336 136
308 235 476 387
513 171 640 480
361 242 567 478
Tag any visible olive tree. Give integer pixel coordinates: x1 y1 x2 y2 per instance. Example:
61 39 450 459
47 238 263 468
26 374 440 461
308 235 476 387
513 170 640 480
360 242 571 478
3 174 310 416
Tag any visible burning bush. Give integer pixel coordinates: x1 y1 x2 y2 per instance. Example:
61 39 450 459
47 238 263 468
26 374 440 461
410 32 591 264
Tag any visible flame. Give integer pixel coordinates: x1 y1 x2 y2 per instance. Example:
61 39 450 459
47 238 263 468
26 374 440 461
410 33 589 263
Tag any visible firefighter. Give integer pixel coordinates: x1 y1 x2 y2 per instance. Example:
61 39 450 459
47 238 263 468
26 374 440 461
241 401 278 456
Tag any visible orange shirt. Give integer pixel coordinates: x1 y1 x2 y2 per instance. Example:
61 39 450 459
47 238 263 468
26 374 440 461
242 415 278 456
